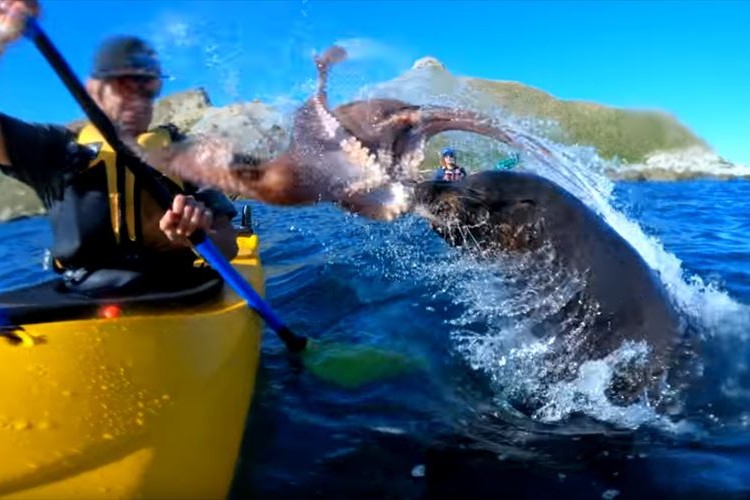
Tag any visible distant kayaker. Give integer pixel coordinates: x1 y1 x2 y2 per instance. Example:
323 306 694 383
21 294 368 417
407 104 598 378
433 148 467 182
0 0 238 296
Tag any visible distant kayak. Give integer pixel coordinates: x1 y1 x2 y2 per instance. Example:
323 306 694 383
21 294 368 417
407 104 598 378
495 152 520 170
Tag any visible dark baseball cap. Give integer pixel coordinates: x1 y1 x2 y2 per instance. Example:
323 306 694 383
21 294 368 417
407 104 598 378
90 35 166 79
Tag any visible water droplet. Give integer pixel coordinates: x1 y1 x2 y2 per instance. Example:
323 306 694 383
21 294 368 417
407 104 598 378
102 433 114 440
13 419 30 431
602 489 620 500
62 390 73 397
37 420 51 430
411 464 425 478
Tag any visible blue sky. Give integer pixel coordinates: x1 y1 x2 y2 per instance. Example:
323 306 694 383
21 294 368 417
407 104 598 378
1 0 747 164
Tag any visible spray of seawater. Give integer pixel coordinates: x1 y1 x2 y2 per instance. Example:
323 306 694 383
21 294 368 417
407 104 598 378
147 14 749 436
345 80 748 433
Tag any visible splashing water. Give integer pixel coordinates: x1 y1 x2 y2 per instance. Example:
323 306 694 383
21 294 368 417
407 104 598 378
347 65 750 433
140 9 750 438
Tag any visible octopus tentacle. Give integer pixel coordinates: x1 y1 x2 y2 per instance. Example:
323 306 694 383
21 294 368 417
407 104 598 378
145 43 551 221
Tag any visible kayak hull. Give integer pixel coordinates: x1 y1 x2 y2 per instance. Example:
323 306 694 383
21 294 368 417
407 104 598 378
0 234 264 499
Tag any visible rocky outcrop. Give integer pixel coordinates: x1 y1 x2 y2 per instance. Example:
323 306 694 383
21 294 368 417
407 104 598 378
185 101 289 158
0 175 45 221
411 57 446 71
150 90 290 158
606 146 750 181
150 88 213 131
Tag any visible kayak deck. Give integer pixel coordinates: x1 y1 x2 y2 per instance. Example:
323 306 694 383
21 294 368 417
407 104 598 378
0 233 265 499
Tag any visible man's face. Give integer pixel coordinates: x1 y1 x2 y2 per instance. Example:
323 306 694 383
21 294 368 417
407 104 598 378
97 75 162 136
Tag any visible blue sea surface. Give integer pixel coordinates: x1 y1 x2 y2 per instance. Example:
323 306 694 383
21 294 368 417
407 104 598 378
1 179 749 499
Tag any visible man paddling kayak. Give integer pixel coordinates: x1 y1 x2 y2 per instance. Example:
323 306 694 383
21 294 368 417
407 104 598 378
0 0 238 296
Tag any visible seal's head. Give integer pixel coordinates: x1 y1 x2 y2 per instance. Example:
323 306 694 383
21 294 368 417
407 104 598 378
414 170 559 253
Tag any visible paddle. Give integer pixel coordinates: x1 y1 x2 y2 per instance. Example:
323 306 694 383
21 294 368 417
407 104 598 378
12 18 427 388
20 18 308 354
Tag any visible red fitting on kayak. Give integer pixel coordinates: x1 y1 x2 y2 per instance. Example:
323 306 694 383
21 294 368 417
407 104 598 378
99 304 122 319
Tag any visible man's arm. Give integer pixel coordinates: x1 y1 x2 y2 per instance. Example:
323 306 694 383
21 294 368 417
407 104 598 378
0 113 81 204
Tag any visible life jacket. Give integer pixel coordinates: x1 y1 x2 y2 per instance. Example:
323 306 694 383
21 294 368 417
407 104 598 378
76 123 185 245
48 123 193 274
442 167 466 182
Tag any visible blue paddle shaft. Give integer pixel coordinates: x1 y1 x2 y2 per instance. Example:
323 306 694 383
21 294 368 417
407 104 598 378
194 237 285 332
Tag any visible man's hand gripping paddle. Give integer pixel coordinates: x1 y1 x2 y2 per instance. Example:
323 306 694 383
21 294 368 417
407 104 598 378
16 17 423 388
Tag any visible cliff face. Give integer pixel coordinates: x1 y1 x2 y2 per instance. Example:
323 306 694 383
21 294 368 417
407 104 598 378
1 57 744 221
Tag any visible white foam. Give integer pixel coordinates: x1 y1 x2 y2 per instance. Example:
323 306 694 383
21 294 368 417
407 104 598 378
144 17 748 431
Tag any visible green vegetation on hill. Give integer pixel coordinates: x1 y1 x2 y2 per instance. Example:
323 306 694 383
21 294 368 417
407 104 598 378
463 79 708 164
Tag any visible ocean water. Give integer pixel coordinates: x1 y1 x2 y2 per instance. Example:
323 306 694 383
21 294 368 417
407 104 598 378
1 176 749 499
227 178 750 500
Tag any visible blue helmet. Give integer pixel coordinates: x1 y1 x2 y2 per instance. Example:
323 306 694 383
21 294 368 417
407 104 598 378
441 147 456 158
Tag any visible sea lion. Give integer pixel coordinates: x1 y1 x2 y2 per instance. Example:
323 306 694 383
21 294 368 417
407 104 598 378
144 45 551 221
412 170 698 409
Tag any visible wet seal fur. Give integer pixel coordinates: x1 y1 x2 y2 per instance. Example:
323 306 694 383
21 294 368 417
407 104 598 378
413 170 700 410
145 45 539 221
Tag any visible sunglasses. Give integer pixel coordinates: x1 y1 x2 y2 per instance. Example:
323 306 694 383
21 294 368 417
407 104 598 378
108 75 162 99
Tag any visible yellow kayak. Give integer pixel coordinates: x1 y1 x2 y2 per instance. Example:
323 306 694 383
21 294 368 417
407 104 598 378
0 230 264 499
